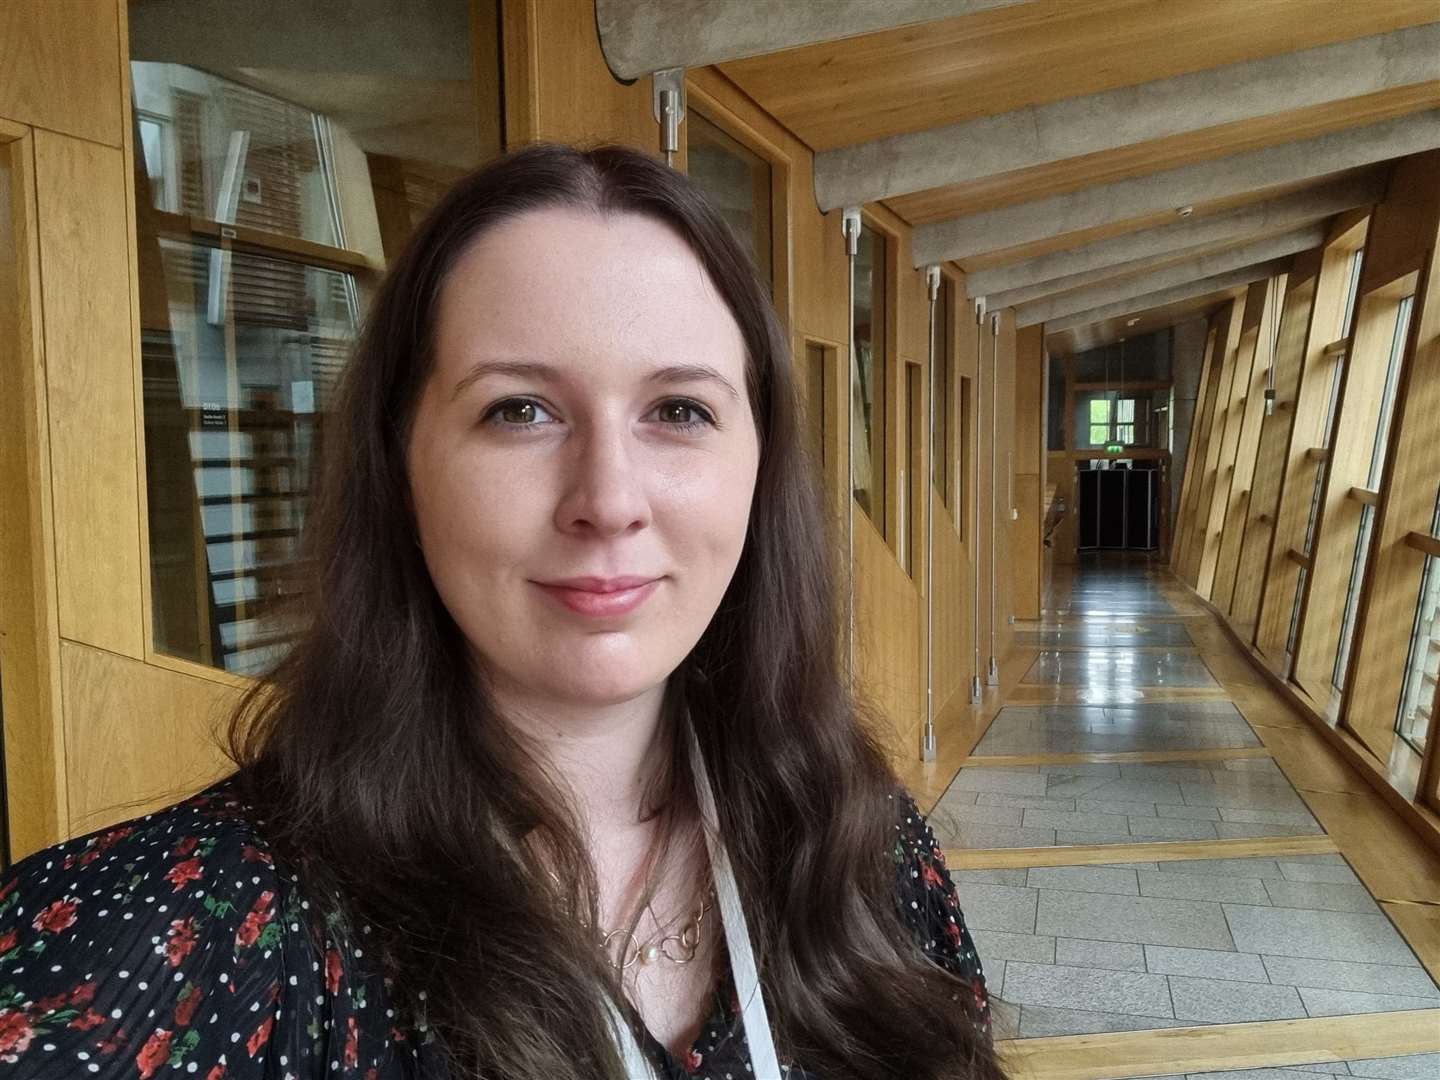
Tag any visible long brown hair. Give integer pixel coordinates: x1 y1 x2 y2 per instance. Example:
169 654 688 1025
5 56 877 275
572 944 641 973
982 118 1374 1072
226 142 1001 1080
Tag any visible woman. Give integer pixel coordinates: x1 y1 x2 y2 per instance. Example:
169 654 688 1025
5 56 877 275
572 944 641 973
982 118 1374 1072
0 144 998 1080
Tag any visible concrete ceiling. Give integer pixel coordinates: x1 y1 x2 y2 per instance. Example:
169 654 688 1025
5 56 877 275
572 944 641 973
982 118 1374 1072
596 0 1440 341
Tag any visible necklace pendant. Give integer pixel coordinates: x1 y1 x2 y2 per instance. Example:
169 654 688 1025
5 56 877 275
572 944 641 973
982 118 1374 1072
640 942 661 965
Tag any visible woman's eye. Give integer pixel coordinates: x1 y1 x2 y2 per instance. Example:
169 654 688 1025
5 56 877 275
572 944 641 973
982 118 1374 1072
485 398 555 427
652 399 715 429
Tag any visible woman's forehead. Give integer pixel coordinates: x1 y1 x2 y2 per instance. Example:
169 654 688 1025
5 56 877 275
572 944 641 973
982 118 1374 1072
434 206 746 381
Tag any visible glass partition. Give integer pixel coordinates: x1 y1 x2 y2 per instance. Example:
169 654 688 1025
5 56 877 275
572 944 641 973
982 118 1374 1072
687 109 774 293
852 224 887 531
130 1 501 674
1397 491 1440 756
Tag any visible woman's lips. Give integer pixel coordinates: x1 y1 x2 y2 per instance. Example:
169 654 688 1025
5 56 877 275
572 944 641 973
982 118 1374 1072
535 578 661 618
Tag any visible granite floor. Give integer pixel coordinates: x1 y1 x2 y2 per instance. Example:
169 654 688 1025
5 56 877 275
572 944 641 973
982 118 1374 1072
961 853 1438 1039
970 702 1262 756
933 758 1324 849
1023 648 1220 689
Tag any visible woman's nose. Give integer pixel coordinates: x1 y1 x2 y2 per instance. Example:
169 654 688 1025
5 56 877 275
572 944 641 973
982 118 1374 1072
552 423 652 537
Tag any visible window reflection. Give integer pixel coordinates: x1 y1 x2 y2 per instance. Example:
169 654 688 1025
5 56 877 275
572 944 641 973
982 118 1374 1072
130 2 499 673
1397 491 1440 755
852 225 886 529
687 110 773 293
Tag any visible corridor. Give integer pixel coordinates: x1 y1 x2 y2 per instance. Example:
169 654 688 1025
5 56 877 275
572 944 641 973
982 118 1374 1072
920 557 1440 1078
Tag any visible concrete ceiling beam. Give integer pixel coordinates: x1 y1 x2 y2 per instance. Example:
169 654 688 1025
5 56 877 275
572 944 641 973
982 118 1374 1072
1013 226 1325 327
593 0 1023 81
1043 259 1294 335
996 223 1329 314
914 110 1440 265
816 23 1440 211
964 170 1387 299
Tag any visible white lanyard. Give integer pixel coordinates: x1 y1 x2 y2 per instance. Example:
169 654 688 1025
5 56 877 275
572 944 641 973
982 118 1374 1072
604 712 782 1078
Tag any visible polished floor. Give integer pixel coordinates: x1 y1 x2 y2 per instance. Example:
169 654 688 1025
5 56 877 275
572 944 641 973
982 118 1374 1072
921 555 1440 1079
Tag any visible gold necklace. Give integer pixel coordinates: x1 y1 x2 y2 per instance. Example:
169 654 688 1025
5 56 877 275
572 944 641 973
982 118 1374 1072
546 870 716 970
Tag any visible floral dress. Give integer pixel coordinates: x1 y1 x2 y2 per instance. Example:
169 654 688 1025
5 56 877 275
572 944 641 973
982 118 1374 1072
0 780 989 1078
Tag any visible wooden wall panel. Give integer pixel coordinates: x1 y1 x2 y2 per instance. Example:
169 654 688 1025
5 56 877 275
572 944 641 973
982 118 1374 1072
33 130 146 659
60 640 238 836
0 130 69 859
1170 324 1218 576
502 0 656 151
1214 277 1283 614
1011 324 1045 620
0 0 124 147
1338 151 1440 760
1230 254 1321 640
854 515 921 757
1187 299 1245 590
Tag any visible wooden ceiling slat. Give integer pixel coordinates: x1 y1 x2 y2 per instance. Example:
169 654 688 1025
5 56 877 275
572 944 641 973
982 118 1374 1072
721 0 1440 152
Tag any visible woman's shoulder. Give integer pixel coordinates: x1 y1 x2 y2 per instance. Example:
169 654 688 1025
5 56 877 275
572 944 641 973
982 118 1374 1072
0 779 405 1077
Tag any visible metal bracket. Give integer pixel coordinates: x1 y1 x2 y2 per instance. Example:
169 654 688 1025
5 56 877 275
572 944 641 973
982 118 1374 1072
987 656 1000 686
926 265 941 301
842 207 862 256
970 675 983 705
974 297 987 322
990 312 1000 335
653 67 686 162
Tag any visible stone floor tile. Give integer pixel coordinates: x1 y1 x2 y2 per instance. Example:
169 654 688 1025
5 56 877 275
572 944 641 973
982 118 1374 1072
1026 865 1140 895
1036 890 1236 950
1262 955 1440 997
1044 773 1130 798
1037 762 1124 776
1139 869 1270 905
1346 1053 1440 1079
948 769 1050 796
1298 986 1440 1016
1062 778 1188 803
1022 807 1135 833
958 882 1039 934
975 792 1079 811
1132 816 1222 840
1223 905 1421 965
1055 937 1147 971
1168 974 1307 1022
967 927 1055 964
1078 798 1159 816
1276 861 1363 886
1215 821 1326 839
953 868 1029 887
951 822 1059 849
1261 879 1381 915
1154 858 1285 879
1219 807 1325 828
1003 961 1175 1017
990 996 1020 1040
934 803 1026 828
1156 803 1222 820
1180 782 1311 811
1016 1003 1192 1038
1144 944 1269 983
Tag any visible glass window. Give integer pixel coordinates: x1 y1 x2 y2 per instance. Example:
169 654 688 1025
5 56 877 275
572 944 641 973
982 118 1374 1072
804 341 827 469
852 224 887 530
131 2 500 673
1365 295 1414 489
931 277 952 503
1341 248 1364 339
687 110 773 293
1397 491 1440 755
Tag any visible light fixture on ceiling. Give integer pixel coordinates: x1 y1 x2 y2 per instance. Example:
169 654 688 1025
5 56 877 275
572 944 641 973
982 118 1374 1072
1126 317 1140 327
1177 205 1194 218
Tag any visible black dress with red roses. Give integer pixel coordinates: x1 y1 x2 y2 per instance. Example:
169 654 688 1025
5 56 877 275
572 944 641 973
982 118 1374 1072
0 780 989 1078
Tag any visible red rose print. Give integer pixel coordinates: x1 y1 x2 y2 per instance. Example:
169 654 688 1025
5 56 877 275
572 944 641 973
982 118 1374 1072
326 948 342 994
0 929 14 955
37 993 67 1013
175 985 203 1027
684 1049 703 1070
921 861 944 889
32 897 79 933
0 1009 35 1063
69 1009 105 1031
136 1028 172 1079
366 1070 378 1080
246 1015 273 1058
70 981 97 1007
174 836 198 857
343 1016 359 1067
234 890 276 948
164 857 203 892
241 844 273 866
0 878 16 901
205 1066 226 1080
166 917 199 967
946 920 962 947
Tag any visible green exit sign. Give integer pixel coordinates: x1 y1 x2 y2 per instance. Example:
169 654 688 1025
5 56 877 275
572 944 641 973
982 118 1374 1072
1105 443 1125 454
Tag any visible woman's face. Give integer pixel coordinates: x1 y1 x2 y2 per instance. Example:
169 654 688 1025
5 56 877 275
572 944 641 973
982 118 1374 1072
407 207 761 711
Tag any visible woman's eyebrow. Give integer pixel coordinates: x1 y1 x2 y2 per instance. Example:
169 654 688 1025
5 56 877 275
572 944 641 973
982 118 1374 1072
451 359 741 402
